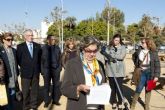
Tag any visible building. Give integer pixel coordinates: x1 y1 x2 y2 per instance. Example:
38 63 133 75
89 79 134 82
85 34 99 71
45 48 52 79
41 21 53 39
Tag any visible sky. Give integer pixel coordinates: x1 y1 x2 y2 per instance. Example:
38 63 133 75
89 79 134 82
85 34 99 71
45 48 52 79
0 0 165 30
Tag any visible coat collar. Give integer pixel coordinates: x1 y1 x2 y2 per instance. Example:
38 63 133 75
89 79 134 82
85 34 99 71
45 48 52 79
73 56 106 84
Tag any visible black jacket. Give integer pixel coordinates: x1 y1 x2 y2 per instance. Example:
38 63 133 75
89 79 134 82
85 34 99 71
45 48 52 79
17 42 41 79
0 46 19 83
41 44 62 75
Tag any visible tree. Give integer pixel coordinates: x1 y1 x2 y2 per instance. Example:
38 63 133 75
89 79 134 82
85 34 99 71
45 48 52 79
65 16 76 30
48 6 67 37
138 14 154 38
127 23 139 43
2 23 26 42
101 7 124 27
47 23 59 37
75 19 111 40
64 16 77 37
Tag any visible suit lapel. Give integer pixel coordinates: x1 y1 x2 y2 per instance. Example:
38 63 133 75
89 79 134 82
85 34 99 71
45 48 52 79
32 42 37 59
23 42 32 59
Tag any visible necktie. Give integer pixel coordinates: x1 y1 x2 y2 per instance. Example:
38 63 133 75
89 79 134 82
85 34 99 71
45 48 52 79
29 43 33 57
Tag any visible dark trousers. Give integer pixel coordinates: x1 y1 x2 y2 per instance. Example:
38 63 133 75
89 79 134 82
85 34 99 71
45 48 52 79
21 75 39 110
109 77 123 105
43 70 61 104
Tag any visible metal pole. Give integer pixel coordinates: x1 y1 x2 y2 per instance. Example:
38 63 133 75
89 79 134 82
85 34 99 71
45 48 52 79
113 9 115 35
106 0 110 45
107 62 129 110
61 0 64 52
92 17 94 36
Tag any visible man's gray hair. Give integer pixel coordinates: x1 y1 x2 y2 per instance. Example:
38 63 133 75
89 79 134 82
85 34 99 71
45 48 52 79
23 29 33 36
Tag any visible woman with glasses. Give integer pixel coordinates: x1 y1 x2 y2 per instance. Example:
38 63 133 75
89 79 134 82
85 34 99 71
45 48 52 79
61 36 106 110
130 38 160 110
62 38 79 68
0 32 19 110
101 34 126 110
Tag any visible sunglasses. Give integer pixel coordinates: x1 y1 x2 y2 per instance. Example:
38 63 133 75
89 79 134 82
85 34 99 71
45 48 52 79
84 49 98 53
4 38 13 42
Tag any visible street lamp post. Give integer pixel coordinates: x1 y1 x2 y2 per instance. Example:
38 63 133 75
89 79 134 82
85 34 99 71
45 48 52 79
61 0 64 52
106 0 110 45
113 9 115 35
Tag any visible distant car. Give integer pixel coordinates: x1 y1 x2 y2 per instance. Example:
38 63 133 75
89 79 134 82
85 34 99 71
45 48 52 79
159 45 165 53
160 45 165 50
126 45 134 53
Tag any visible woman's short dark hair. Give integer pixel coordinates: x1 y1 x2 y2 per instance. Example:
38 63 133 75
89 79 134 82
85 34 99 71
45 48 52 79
80 36 100 51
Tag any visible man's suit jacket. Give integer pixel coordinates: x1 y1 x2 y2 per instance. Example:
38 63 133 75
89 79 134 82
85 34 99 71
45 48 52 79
61 56 106 110
17 42 41 79
0 45 19 83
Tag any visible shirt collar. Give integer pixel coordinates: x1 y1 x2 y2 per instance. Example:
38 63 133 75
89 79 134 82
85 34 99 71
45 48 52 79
26 41 33 45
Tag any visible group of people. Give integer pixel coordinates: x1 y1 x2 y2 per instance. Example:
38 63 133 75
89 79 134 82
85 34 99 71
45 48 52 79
0 29 80 110
61 34 160 110
0 29 160 110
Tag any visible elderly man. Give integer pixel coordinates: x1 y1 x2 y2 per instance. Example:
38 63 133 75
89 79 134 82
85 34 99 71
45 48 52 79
17 29 41 110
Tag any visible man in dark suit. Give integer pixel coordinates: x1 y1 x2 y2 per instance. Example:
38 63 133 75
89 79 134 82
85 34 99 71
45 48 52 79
17 29 41 110
41 35 62 108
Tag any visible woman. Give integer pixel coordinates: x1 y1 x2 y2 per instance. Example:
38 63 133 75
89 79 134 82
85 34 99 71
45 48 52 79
62 38 79 68
61 36 106 110
130 38 160 110
0 32 19 110
103 34 126 110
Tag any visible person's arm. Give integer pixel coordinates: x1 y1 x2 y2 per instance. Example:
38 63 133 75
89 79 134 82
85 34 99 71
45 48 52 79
40 46 45 75
153 51 160 81
100 46 116 63
0 57 5 84
61 61 80 100
61 61 90 99
113 46 126 60
57 47 62 72
16 45 22 66
61 52 66 68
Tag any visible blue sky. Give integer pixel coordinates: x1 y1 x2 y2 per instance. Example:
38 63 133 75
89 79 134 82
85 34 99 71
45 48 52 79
0 0 165 29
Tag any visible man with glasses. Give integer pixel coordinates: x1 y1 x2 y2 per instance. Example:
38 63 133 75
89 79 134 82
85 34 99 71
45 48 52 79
17 29 41 110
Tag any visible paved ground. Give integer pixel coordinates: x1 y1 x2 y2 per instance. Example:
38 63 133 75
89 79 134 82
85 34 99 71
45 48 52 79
17 54 165 110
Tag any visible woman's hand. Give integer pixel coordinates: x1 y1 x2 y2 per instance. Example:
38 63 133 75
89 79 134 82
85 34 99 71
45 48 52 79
153 77 158 82
77 84 90 93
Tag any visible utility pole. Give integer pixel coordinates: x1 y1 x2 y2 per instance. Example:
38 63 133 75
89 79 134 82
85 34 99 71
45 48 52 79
113 9 115 35
106 0 110 45
61 0 64 52
92 17 94 36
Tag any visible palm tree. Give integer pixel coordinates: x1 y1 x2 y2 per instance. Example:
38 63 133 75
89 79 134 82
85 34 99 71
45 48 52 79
65 16 77 31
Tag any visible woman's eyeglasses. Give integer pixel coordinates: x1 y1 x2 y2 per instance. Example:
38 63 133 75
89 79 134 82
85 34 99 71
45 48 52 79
4 38 13 42
84 49 98 53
